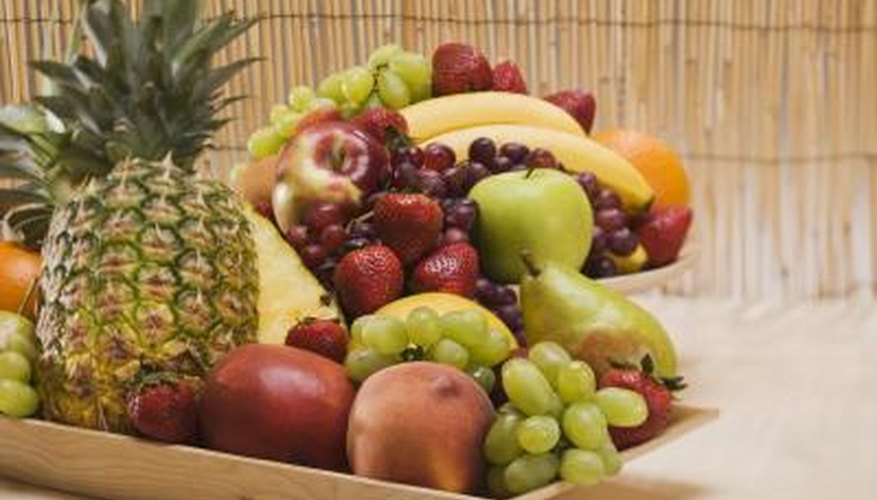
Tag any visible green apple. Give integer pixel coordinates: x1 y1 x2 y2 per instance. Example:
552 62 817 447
469 169 593 283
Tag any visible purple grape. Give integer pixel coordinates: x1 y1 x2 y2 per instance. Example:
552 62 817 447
343 237 371 253
393 161 420 189
575 172 599 200
393 146 424 167
445 202 478 231
349 220 376 239
416 169 447 198
423 143 456 171
475 278 500 305
441 166 468 197
465 162 491 192
495 304 523 332
509 163 528 172
499 142 530 164
285 225 310 250
593 188 622 211
441 227 470 245
494 285 518 306
320 224 347 253
590 226 608 256
585 255 618 278
595 208 628 231
608 227 639 256
491 155 513 174
525 148 557 169
468 137 497 166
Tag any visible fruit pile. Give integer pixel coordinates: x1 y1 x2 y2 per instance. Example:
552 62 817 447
0 2 693 498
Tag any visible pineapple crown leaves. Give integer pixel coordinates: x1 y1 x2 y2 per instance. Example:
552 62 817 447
0 0 259 248
31 0 260 173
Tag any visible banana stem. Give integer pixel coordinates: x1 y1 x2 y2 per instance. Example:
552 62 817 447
519 250 541 276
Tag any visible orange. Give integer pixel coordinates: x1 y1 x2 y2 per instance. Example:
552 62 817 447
0 241 42 319
593 128 691 207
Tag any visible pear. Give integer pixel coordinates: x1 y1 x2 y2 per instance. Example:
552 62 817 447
519 253 677 377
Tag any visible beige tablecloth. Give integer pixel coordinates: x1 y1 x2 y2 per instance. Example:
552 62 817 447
2 297 876 500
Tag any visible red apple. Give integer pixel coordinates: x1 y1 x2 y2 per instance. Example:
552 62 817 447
199 344 355 470
272 122 389 232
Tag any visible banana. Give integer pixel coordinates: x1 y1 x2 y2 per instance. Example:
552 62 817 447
426 124 655 212
401 91 586 141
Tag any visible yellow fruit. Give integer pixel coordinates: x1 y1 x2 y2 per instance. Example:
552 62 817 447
609 245 648 274
375 293 519 350
401 92 585 141
593 128 691 208
245 207 342 344
426 125 655 213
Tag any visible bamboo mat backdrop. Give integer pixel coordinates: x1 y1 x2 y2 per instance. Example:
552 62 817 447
1 0 875 301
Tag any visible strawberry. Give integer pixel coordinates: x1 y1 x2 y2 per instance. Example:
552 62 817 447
350 108 409 145
333 244 404 317
410 242 480 297
492 60 528 94
373 193 443 265
544 89 596 134
127 376 199 444
431 42 493 96
293 107 344 137
636 206 693 267
285 318 349 363
598 356 685 450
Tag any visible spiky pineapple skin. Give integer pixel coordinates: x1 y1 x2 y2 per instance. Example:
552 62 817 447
35 158 259 433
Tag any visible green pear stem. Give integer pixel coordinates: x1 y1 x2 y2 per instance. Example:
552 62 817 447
520 250 542 277
524 166 537 179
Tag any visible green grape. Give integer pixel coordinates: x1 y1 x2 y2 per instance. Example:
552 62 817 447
440 310 488 348
360 92 384 110
0 379 39 418
350 315 374 346
367 43 404 69
309 97 337 110
388 51 430 90
4 332 38 362
377 69 411 109
273 111 303 138
405 307 442 348
487 465 512 499
556 361 596 404
361 316 408 355
467 365 496 393
528 341 572 387
344 347 397 383
269 104 291 125
287 85 316 111
597 441 623 476
408 82 432 103
247 127 286 159
501 358 563 417
504 453 560 495
428 338 469 369
0 351 31 383
342 66 375 105
484 412 524 465
516 415 561 454
469 328 511 367
562 402 610 450
594 387 648 427
559 449 605 486
317 72 346 103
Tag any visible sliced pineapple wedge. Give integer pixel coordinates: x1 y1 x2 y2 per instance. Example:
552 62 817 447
244 207 342 344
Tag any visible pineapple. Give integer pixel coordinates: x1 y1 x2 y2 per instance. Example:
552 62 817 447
0 0 259 432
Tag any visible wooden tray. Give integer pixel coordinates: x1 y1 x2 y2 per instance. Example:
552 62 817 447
0 405 717 500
